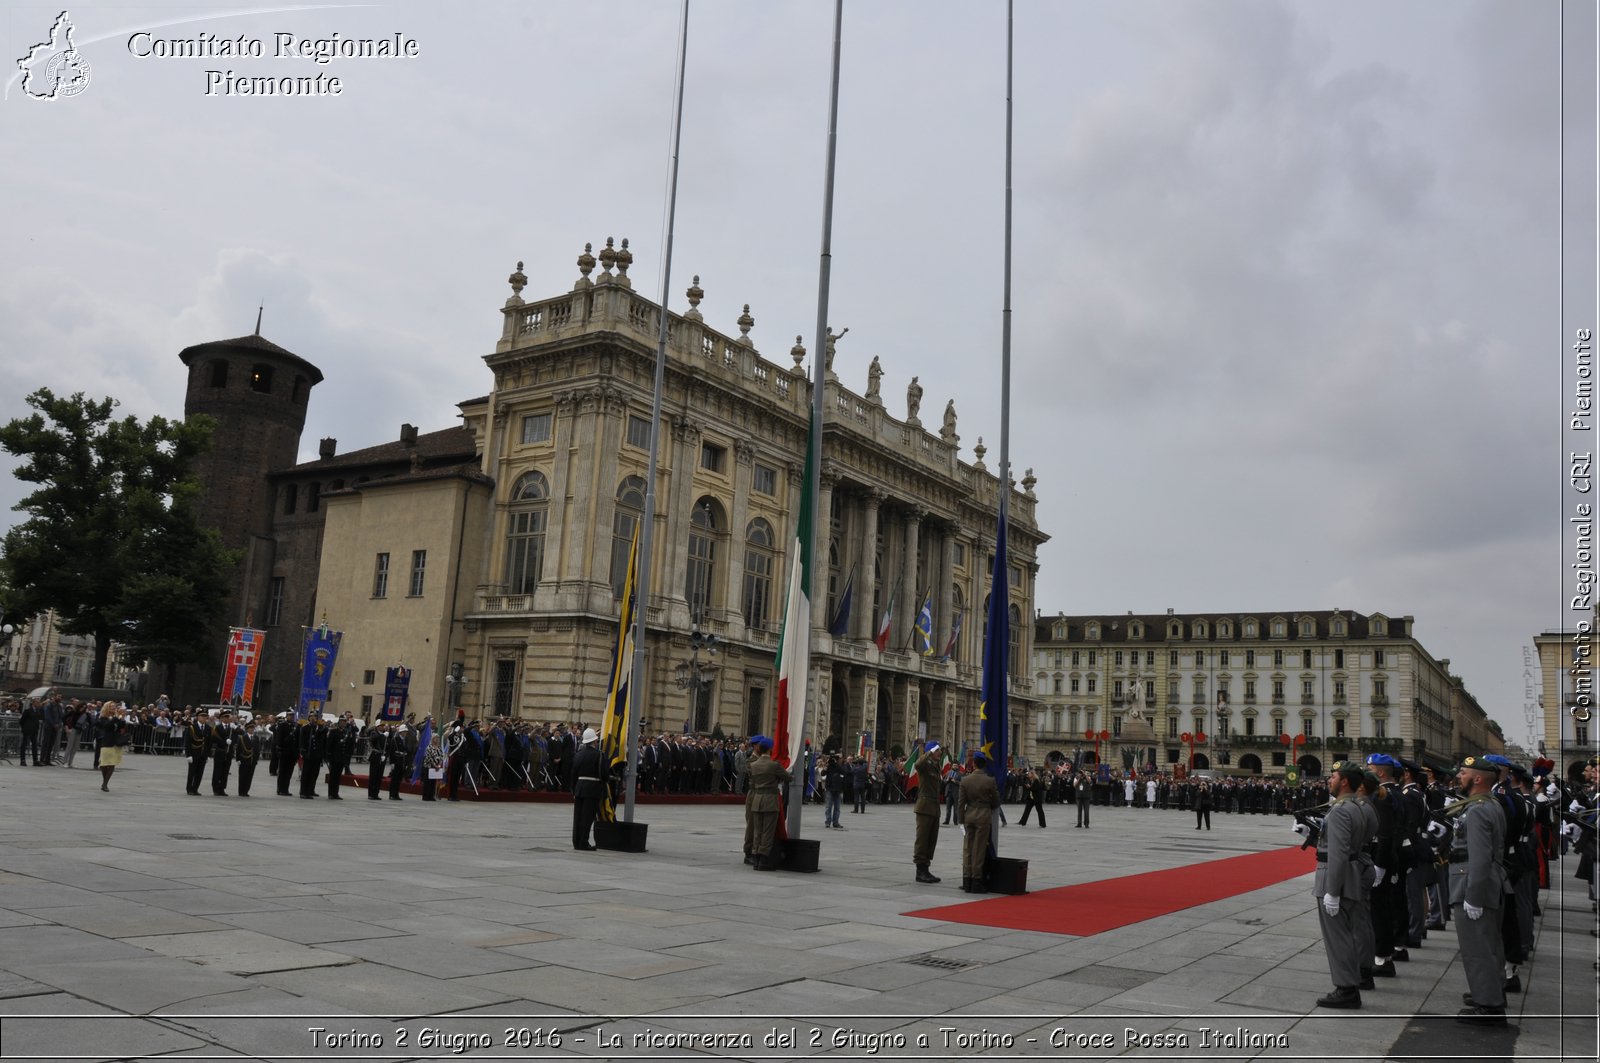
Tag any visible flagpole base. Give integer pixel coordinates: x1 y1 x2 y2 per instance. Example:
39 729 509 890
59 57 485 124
778 836 821 873
595 820 649 853
984 855 1029 895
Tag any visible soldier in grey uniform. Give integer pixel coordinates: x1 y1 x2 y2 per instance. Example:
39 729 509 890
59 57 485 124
1315 762 1371 1009
1451 754 1509 1024
911 740 943 884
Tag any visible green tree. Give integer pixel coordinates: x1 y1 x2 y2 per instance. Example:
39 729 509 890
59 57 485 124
0 389 236 688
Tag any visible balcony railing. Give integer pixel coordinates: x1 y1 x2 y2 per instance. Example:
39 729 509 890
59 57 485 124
1357 736 1402 753
1301 695 1316 706
1271 694 1285 705
1370 695 1389 707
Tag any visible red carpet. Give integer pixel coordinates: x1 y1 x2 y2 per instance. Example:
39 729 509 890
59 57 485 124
904 845 1317 937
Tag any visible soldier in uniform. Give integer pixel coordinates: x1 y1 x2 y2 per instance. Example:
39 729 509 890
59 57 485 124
273 713 299 796
298 715 326 799
1398 760 1433 948
233 712 262 796
208 709 236 796
1451 754 1509 1024
571 727 603 850
743 736 791 870
366 722 390 799
185 712 211 795
387 723 416 800
325 713 356 799
911 740 944 883
1314 762 1370 1009
1364 754 1407 978
447 718 482 801
957 750 1001 893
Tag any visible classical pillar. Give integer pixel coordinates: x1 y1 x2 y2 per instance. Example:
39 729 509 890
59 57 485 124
559 387 604 585
900 506 924 652
937 521 958 656
587 390 628 596
813 463 838 631
726 439 755 623
856 489 882 640
665 416 701 618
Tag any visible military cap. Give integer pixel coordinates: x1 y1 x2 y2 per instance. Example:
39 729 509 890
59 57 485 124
1459 755 1500 775
1332 761 1364 783
1483 754 1513 769
1398 758 1423 775
1365 753 1400 769
972 750 988 764
1532 757 1556 774
751 735 773 751
1508 763 1534 784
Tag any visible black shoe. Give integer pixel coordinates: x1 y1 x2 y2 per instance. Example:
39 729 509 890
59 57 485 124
1503 974 1521 994
574 843 597 851
915 867 941 884
1371 962 1395 978
328 795 342 800
1456 1005 1506 1025
300 794 314 799
388 796 402 800
368 796 381 801
1391 948 1410 963
744 854 756 866
1407 939 1423 949
1359 976 1375 990
1316 987 1361 1009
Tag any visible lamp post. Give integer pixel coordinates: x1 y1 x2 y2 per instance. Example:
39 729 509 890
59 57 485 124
442 663 466 719
674 626 718 734
0 621 14 687
1180 729 1208 770
1279 731 1306 778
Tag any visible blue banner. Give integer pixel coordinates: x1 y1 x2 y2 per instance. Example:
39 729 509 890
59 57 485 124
295 623 342 721
379 666 410 722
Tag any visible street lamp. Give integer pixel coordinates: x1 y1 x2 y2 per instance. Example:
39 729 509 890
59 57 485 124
0 622 13 686
1180 729 1208 770
1279 731 1306 778
443 663 466 717
674 627 718 733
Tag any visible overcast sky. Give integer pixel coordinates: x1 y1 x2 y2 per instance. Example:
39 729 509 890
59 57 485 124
1 1 1588 750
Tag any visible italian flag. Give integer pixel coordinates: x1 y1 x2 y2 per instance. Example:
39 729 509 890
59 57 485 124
773 425 816 772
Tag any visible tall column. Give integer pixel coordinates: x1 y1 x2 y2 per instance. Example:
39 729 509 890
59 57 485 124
586 392 628 600
856 489 882 640
726 439 755 624
665 416 701 620
559 386 604 585
900 506 923 652
938 521 958 656
813 463 838 631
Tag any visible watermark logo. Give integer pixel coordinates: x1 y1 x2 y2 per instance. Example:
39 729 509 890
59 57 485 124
17 11 92 100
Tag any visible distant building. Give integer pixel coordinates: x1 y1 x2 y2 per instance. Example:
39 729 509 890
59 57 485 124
1031 609 1499 777
313 244 1047 754
1533 626 1598 783
0 608 137 694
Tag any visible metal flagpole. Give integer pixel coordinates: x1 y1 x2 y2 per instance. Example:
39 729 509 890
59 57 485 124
624 0 692 824
788 0 845 840
991 0 1015 858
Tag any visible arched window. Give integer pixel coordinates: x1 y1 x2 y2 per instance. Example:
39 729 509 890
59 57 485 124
743 518 775 630
610 476 646 598
250 363 274 393
949 584 965 660
505 471 550 595
209 360 229 388
1009 603 1023 676
685 500 719 621
826 540 842 626
282 484 297 515
306 482 321 513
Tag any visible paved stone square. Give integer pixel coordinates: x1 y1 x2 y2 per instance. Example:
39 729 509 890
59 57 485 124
0 755 1594 1061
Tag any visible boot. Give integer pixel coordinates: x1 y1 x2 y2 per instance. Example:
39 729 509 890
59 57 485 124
754 852 777 871
1456 1004 1506 1026
915 863 941 884
1316 987 1362 1009
1503 973 1521 994
961 877 973 892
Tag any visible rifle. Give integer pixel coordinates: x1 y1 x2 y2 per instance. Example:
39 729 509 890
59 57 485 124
1292 801 1331 850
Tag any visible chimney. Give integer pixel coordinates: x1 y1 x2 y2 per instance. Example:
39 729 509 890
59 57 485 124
319 437 337 460
400 423 418 446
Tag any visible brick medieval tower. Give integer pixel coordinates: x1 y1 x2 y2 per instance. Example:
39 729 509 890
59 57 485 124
174 330 322 708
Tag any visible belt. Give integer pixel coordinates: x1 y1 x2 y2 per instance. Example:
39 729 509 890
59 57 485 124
1316 854 1327 863
577 776 600 781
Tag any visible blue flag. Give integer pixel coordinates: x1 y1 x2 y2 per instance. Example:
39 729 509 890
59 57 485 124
827 564 854 638
979 510 1009 846
914 593 935 655
295 622 342 721
409 718 433 785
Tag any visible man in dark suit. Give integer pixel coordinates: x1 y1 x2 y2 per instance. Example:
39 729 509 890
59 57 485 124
185 713 212 795
1074 770 1093 828
273 714 299 796
366 722 389 799
325 714 356 799
297 717 326 799
208 710 236 795
233 714 263 796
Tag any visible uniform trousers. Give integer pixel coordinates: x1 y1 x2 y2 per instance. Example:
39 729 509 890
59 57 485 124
366 757 385 798
1075 796 1091 827
236 760 256 796
1455 902 1507 1006
1405 865 1430 942
186 756 207 794
961 817 992 880
1317 901 1363 989
913 812 939 865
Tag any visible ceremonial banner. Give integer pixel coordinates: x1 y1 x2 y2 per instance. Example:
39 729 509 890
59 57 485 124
774 419 817 773
979 508 1010 852
379 666 410 721
598 530 638 822
295 623 342 721
409 717 434 785
218 627 265 706
913 592 935 656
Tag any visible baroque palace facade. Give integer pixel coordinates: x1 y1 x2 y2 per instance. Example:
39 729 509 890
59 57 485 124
308 242 1047 757
1030 610 1500 777
1533 624 1598 783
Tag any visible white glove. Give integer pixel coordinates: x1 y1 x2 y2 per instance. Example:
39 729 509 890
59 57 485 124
1564 823 1582 844
1371 865 1386 887
1322 893 1340 916
1426 820 1449 839
1572 800 1586 814
1293 822 1311 839
1463 901 1483 921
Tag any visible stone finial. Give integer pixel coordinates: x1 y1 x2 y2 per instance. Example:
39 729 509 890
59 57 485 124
506 260 527 306
1022 468 1037 498
973 436 987 470
685 275 704 320
615 238 633 288
576 243 596 288
598 237 617 281
736 303 754 346
791 335 807 375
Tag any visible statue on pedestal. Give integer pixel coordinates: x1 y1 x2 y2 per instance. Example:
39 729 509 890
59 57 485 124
906 376 923 423
866 356 882 402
